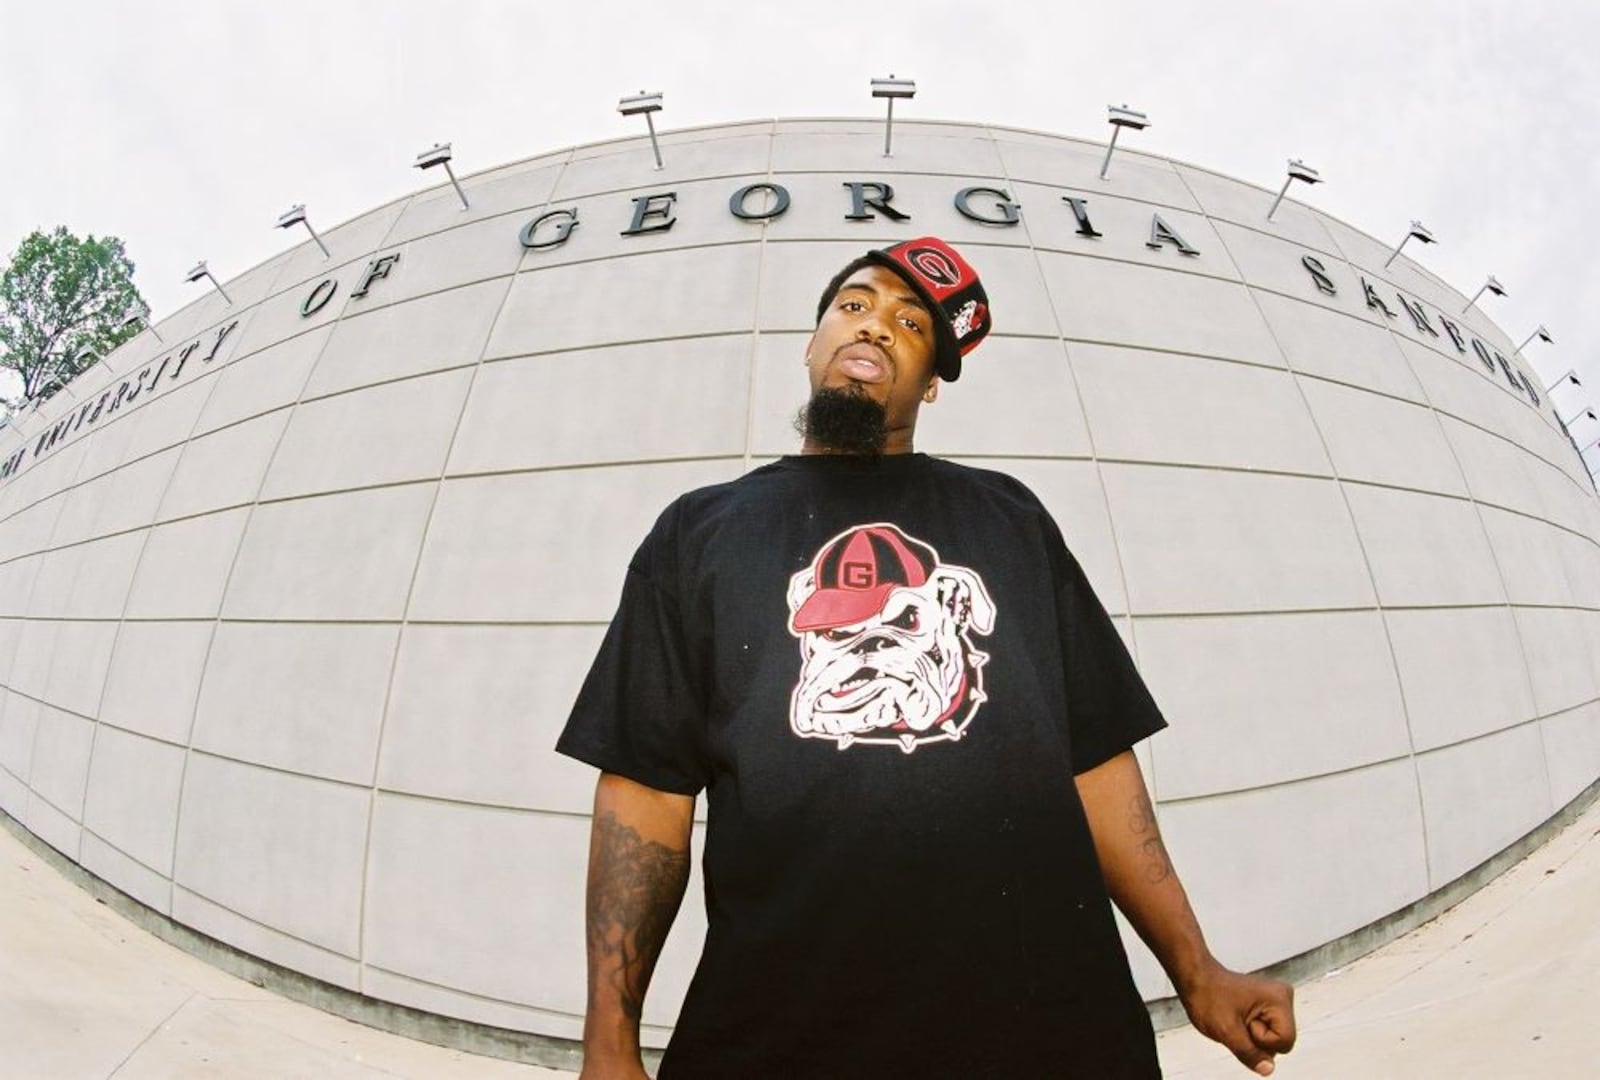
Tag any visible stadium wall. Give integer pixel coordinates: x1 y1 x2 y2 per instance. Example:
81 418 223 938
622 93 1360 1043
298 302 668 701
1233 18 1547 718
1 117 1597 1051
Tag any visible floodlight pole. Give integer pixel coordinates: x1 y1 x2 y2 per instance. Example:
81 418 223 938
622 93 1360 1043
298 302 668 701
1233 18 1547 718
870 76 916 157
643 111 661 168
1100 105 1149 180
414 143 470 210
121 308 163 344
1384 220 1434 268
1461 274 1506 315
277 205 329 258
1545 369 1581 395
1517 325 1554 352
185 261 232 305
1266 159 1321 221
618 91 665 169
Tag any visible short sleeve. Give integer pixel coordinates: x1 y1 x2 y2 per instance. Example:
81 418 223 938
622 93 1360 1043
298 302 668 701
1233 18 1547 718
1048 520 1168 774
555 530 711 796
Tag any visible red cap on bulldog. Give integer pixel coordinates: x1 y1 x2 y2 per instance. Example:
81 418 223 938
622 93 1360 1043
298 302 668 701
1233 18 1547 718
816 236 991 382
791 524 938 632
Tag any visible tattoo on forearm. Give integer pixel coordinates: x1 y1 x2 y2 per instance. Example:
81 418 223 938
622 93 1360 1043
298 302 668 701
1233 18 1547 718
1127 789 1176 886
587 811 691 1022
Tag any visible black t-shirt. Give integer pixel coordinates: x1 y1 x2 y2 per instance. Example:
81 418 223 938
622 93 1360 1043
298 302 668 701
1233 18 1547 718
558 454 1168 1079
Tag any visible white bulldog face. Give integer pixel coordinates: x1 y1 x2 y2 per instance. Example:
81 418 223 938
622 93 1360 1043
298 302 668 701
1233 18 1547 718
787 563 995 752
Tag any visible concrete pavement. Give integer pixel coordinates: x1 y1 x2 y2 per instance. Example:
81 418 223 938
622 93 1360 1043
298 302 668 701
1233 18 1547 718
0 820 569 1080
1157 796 1600 1079
3 799 1597 1078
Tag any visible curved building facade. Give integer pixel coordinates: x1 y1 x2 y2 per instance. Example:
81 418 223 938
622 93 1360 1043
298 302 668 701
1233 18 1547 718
1 118 1597 1052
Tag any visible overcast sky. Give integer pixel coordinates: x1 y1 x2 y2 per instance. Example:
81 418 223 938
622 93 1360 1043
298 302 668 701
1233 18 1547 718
4 0 1597 430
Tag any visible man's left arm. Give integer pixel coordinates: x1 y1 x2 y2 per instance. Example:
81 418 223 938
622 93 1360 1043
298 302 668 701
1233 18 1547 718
1076 749 1297 1076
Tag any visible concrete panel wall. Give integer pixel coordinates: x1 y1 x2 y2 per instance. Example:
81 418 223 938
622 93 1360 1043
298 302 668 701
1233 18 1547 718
0 118 1595 1048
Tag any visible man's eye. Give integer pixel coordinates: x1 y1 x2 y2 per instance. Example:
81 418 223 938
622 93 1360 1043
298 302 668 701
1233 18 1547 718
840 299 865 312
900 317 923 333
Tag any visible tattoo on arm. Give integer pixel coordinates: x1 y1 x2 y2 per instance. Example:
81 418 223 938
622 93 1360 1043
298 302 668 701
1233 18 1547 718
587 810 691 1022
1127 788 1176 886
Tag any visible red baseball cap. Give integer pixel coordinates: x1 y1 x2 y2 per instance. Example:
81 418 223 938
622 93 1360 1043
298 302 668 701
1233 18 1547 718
791 524 938 632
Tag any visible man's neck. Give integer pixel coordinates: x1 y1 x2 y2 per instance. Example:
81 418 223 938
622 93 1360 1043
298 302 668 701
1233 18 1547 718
800 446 906 456
799 432 916 456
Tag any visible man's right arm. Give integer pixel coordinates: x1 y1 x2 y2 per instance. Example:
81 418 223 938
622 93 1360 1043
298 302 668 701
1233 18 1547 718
580 771 695 1080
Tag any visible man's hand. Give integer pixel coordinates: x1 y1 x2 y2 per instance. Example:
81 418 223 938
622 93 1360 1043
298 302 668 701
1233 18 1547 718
1075 752 1297 1074
1178 967 1297 1076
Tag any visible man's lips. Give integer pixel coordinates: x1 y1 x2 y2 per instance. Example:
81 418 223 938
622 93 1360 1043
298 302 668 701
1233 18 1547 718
832 343 891 384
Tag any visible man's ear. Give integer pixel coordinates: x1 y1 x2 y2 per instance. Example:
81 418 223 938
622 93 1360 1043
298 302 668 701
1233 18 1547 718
804 330 818 366
922 376 940 404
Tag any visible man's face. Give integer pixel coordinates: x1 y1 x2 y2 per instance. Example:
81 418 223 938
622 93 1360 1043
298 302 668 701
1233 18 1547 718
805 264 940 449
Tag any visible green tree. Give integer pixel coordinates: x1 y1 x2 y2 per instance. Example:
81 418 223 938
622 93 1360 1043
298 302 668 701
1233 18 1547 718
0 227 146 409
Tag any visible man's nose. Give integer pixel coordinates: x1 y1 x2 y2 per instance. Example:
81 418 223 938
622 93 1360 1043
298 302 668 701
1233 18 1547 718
855 318 892 344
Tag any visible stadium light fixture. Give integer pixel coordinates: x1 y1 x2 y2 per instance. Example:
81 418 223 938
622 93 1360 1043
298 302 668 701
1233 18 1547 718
120 302 162 343
53 351 96 399
415 142 469 209
1561 407 1597 428
871 75 916 157
1517 325 1555 353
1384 220 1435 267
1266 159 1321 221
618 90 665 169
1461 274 1507 315
1099 104 1149 180
1545 368 1581 394
184 260 232 305
276 204 330 259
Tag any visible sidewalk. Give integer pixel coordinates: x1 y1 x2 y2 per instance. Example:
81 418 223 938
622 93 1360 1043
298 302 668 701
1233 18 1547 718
0 823 569 1080
3 799 1596 1078
1157 796 1600 1078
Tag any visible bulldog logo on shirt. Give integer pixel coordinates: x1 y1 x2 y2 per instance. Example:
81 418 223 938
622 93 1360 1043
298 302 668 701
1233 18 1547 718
785 523 996 753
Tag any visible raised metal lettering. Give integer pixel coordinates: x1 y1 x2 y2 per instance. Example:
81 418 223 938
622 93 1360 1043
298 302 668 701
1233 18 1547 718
1062 196 1102 238
953 187 1020 226
351 253 401 298
843 181 910 222
1301 254 1337 296
1397 294 1439 336
520 208 580 249
1146 213 1199 255
1361 277 1397 319
622 192 678 236
301 278 338 317
728 183 791 221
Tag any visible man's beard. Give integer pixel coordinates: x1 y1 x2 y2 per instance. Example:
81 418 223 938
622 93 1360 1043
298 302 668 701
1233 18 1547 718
795 385 889 456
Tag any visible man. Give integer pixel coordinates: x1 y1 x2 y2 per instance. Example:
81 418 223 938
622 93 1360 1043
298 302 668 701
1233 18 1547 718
557 237 1296 1078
